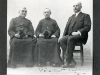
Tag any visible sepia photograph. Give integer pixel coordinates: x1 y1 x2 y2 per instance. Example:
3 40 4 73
7 0 93 75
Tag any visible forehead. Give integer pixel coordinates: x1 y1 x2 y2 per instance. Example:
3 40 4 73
20 8 27 11
44 9 50 12
73 2 81 6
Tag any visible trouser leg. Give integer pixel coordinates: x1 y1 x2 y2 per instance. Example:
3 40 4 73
66 36 76 63
65 35 85 64
59 36 69 52
59 35 69 63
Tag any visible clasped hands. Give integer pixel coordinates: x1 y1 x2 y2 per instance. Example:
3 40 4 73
39 34 56 37
15 33 28 38
71 31 81 36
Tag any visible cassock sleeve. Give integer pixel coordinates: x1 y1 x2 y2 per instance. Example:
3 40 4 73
26 20 34 36
79 14 91 34
63 17 71 36
35 21 42 37
8 18 16 39
53 21 60 38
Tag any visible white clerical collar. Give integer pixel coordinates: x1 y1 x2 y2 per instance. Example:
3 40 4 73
75 11 81 17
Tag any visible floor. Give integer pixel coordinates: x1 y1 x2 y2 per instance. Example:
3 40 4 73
7 53 92 75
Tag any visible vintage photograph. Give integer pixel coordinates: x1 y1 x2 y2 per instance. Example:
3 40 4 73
7 0 93 75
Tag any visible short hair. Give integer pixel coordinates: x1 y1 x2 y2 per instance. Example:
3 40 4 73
19 7 27 13
43 8 51 14
78 2 82 6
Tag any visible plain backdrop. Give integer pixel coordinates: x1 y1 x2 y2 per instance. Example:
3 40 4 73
7 0 93 57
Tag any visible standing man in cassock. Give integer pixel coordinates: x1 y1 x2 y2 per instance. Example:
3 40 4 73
8 7 36 68
35 8 62 67
59 2 91 68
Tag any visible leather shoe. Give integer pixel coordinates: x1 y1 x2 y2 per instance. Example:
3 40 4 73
26 65 33 67
12 64 17 68
62 63 70 68
51 63 61 67
51 63 56 67
37 63 42 67
7 64 11 68
36 63 46 67
69 59 76 68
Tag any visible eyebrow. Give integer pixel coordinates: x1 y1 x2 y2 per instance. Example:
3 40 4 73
21 10 27 11
73 5 80 6
44 11 49 12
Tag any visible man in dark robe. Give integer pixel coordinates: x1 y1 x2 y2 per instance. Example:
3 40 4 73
59 2 91 68
35 8 62 67
8 7 36 68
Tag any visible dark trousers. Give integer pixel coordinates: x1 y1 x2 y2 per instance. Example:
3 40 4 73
59 35 85 64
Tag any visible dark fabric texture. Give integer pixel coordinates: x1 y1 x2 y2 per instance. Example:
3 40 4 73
8 16 34 39
8 16 36 66
35 18 62 65
43 29 52 39
59 35 86 63
59 12 91 64
63 12 91 44
8 37 37 65
35 17 60 38
35 38 62 64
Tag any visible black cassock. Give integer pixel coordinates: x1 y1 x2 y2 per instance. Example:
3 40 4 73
8 16 36 66
35 17 62 65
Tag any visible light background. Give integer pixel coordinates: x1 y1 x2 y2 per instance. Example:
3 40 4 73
7 0 93 57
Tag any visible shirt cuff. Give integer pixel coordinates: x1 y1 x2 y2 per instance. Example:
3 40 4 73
78 31 81 36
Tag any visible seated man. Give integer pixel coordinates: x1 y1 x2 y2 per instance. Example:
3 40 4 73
35 8 62 67
59 2 91 68
8 7 36 68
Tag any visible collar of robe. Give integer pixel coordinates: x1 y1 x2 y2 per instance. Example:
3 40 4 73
19 16 25 19
45 17 51 20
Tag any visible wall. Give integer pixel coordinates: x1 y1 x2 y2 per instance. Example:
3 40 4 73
7 0 93 57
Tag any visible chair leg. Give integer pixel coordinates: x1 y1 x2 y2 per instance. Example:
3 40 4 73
62 50 65 63
80 45 84 66
62 50 64 60
62 50 66 64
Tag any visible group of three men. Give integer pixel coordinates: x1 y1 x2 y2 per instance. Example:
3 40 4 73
8 2 91 68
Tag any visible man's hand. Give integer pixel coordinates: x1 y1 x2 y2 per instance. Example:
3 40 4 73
39 34 44 37
15 33 20 38
25 35 28 38
72 32 80 36
33 35 36 38
51 35 56 37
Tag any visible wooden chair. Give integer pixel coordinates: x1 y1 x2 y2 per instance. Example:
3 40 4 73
73 43 84 66
62 43 84 66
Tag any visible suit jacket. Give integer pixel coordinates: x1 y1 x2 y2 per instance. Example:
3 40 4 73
63 12 91 44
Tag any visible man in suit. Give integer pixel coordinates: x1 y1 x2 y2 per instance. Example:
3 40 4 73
59 2 91 68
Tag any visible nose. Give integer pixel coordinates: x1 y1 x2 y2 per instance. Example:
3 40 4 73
73 6 77 10
73 5 76 8
23 11 26 13
74 6 76 8
22 10 27 13
45 13 48 15
46 12 48 14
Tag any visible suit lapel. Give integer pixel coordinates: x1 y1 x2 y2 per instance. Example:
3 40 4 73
69 14 76 25
72 12 83 27
75 12 83 22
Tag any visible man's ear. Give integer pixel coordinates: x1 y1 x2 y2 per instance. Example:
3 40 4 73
50 12 52 15
80 6 82 9
18 10 21 13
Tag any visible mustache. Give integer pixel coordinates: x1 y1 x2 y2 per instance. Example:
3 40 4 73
74 8 77 10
